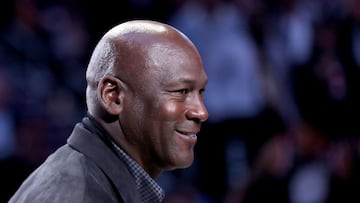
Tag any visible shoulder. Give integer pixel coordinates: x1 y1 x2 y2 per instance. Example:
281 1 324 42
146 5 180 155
9 145 122 203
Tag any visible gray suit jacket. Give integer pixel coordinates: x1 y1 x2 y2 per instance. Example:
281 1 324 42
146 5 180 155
9 117 142 203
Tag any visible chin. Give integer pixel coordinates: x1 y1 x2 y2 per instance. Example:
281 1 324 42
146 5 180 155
180 162 193 169
176 156 194 169
165 158 194 170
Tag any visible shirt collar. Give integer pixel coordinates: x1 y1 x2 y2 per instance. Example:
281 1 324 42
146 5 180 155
112 142 165 203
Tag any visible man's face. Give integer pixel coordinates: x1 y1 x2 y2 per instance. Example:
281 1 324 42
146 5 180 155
120 40 208 172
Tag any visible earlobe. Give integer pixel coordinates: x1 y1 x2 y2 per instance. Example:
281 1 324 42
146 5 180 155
98 76 124 115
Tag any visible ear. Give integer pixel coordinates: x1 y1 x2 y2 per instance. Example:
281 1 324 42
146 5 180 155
98 76 126 115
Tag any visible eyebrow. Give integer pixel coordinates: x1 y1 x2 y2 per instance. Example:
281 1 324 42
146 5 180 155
178 78 195 84
171 77 207 88
161 77 194 88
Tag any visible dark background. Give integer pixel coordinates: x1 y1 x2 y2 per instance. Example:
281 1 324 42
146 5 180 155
1 0 360 202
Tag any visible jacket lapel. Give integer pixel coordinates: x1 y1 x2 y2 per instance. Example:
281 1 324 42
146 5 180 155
67 122 142 203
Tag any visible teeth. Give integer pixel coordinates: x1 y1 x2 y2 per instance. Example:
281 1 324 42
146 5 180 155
177 130 197 138
183 133 197 138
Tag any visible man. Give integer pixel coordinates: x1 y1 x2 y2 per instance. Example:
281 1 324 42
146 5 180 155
9 20 208 203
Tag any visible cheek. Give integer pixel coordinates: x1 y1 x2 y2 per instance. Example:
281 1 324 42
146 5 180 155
160 102 182 120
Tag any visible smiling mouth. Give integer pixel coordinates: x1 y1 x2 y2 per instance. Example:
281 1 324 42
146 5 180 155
176 130 197 138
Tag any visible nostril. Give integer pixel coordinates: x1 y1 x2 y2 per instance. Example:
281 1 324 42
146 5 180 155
192 117 201 124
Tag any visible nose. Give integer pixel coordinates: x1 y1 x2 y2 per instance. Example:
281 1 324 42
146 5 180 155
186 94 208 123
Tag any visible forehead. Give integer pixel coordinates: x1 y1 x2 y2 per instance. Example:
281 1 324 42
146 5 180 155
144 42 206 84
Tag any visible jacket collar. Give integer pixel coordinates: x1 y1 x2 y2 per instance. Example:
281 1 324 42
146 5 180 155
67 116 142 203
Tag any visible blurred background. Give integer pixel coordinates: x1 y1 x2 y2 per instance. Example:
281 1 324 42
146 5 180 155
0 0 360 202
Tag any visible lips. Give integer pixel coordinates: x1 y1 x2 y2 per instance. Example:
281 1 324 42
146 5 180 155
175 129 199 145
176 130 198 138
176 130 196 138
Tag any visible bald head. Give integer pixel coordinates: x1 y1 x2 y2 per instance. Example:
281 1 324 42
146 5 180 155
85 20 201 117
83 20 207 175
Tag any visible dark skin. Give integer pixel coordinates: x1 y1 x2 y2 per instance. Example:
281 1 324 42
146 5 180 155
85 20 208 178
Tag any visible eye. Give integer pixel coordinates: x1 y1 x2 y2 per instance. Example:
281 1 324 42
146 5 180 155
177 89 189 95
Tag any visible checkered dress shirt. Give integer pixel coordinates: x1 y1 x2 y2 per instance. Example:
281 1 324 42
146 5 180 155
112 142 165 203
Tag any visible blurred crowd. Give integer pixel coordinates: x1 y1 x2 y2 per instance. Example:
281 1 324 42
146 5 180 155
1 0 360 202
